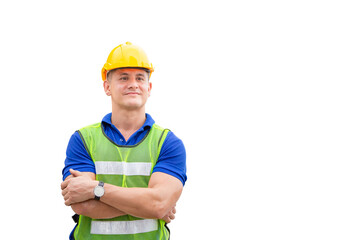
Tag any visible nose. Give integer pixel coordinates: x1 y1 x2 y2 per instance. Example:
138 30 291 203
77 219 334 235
127 76 138 89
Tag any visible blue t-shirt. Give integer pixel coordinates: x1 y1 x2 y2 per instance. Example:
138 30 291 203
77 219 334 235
62 113 187 185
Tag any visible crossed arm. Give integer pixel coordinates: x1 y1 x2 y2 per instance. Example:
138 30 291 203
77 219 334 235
61 169 182 222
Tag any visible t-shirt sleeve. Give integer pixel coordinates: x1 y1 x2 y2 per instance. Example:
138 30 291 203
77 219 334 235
62 131 96 181
152 131 187 186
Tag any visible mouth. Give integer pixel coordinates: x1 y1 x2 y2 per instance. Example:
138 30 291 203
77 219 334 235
125 92 140 95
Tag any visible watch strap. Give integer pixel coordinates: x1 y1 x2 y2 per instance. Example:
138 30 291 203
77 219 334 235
94 181 104 200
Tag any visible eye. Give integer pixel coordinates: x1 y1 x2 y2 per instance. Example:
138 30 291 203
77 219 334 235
136 77 145 81
119 77 128 81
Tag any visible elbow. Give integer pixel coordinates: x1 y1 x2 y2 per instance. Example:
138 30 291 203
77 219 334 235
153 208 167 220
71 202 90 216
148 191 181 219
151 201 170 219
71 204 84 215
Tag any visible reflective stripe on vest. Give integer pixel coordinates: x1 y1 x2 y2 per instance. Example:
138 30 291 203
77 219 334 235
95 161 152 176
91 219 158 235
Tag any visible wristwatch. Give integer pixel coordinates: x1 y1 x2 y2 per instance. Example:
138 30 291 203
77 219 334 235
94 181 105 200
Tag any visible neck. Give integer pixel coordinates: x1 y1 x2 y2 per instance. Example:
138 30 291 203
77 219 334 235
111 108 146 133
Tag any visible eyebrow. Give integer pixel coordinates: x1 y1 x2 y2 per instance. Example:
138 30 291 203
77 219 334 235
119 72 146 77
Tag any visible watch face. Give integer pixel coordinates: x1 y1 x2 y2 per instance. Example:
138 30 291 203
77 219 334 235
94 186 105 197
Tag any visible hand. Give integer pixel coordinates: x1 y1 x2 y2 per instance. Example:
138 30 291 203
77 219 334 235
161 206 176 223
61 169 98 206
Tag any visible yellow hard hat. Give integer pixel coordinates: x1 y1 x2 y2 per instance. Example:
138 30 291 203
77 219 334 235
101 42 154 81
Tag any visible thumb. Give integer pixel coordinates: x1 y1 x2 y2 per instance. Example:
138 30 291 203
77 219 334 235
70 168 82 177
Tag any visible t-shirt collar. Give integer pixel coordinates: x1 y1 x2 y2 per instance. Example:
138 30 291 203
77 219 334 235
102 113 155 130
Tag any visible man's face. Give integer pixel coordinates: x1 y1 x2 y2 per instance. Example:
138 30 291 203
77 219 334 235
104 68 152 111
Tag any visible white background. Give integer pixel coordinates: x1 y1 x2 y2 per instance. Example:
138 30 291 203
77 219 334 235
1 0 359 239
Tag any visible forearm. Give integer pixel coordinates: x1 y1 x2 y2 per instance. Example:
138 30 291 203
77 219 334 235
100 184 167 219
71 200 127 219
100 173 182 220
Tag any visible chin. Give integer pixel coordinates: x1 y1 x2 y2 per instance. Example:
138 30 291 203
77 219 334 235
123 102 145 110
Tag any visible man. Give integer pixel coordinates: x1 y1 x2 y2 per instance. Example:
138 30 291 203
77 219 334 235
61 42 187 240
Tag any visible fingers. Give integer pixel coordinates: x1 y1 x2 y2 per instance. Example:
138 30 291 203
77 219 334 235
70 168 82 177
61 170 83 206
162 206 176 223
164 215 172 223
62 190 78 206
61 169 81 190
169 212 175 220
60 175 72 203
61 179 69 190
62 189 70 205
61 172 75 190
64 195 72 206
164 214 175 223
164 217 170 224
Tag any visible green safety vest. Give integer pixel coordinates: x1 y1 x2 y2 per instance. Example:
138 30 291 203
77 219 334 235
73 123 170 240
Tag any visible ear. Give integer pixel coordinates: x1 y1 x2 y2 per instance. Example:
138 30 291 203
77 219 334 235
148 82 152 97
103 80 111 96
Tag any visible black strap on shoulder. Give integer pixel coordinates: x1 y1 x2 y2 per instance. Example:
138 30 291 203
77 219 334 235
72 214 79 223
76 130 91 156
158 129 171 147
